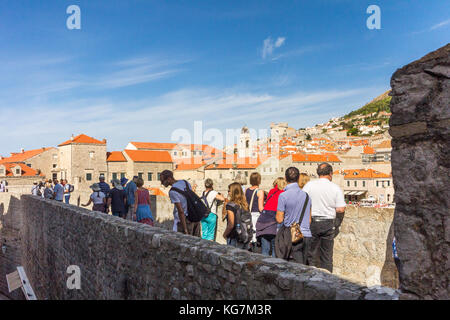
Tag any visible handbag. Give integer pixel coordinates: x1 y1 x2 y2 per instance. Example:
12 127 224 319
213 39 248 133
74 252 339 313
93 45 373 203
290 193 309 244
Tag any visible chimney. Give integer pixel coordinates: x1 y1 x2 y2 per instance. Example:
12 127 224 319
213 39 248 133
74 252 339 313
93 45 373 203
102 138 107 144
71 134 74 141
21 148 24 153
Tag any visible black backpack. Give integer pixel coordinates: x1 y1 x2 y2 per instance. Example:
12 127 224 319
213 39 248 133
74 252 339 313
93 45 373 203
69 184 74 192
171 180 209 223
227 202 253 243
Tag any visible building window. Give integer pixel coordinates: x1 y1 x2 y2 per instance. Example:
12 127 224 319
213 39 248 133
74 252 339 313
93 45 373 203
53 173 58 180
148 172 153 181
112 173 117 180
347 181 350 187
120 173 125 179
387 194 391 202
174 151 177 156
138 173 143 180
363 181 366 187
157 172 161 181
86 173 92 181
387 180 390 187
26 163 31 167
52 164 57 168
376 181 379 187
219 173 222 179
354 181 357 187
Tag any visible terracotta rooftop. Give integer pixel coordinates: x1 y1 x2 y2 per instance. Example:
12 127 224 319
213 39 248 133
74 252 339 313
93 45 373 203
335 169 391 179
292 153 341 163
59 134 106 147
124 150 172 163
0 163 43 177
363 146 376 154
106 151 127 162
0 147 55 164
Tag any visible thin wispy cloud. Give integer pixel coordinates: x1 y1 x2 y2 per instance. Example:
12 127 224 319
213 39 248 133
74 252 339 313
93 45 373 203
261 36 286 59
411 18 450 35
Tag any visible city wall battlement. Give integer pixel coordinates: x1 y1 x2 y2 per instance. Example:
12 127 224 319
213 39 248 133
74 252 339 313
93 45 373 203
0 193 398 300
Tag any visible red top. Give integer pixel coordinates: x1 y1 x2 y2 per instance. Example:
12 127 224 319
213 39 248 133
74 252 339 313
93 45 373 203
263 187 284 211
137 188 150 205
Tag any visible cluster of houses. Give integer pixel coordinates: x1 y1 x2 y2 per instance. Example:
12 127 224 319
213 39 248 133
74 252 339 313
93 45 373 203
0 123 395 205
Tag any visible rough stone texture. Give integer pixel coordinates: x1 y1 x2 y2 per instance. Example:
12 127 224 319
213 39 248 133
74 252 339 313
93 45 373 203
0 194 398 300
153 195 399 288
0 193 25 300
389 43 450 299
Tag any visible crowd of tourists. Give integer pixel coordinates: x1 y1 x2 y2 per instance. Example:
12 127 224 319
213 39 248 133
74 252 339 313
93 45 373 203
160 162 346 272
30 161 396 273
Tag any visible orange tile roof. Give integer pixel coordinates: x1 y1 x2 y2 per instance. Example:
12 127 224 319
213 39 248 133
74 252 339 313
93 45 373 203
337 169 391 179
292 153 341 163
148 187 168 196
363 146 376 154
0 163 43 177
349 139 369 146
124 150 172 163
0 147 55 164
175 158 206 171
59 134 106 147
374 140 392 149
106 151 127 162
130 142 178 150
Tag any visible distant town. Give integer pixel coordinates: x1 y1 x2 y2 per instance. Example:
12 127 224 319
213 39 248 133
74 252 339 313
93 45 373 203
0 91 394 207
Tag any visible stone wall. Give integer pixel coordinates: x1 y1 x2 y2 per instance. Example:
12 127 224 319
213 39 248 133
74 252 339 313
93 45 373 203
389 43 449 299
1 194 397 300
0 193 24 300
152 196 399 288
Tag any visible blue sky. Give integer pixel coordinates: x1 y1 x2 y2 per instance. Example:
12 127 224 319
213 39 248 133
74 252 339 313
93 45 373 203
0 0 448 154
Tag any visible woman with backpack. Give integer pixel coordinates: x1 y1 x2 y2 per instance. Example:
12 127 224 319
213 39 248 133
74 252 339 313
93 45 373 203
222 182 251 249
256 177 286 257
201 178 225 241
82 183 107 213
245 172 265 252
133 178 154 226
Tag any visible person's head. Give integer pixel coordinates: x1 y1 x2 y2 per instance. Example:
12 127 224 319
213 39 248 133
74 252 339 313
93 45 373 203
298 173 310 189
120 177 129 186
53 178 58 184
160 170 175 187
99 176 105 182
317 162 333 180
273 177 287 191
61 180 66 185
136 178 144 188
132 175 139 183
285 167 300 184
249 172 261 187
111 179 123 190
234 173 247 186
90 183 101 192
204 178 214 190
227 182 249 211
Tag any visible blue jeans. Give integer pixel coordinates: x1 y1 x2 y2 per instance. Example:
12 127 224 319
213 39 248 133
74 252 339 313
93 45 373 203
260 235 275 257
227 237 248 250
64 195 70 204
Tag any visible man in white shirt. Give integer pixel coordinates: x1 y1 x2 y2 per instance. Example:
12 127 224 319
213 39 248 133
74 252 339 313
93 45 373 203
302 162 346 273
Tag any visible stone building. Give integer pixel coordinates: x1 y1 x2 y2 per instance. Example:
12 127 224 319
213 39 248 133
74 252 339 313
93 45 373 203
292 153 343 177
0 162 44 193
57 134 108 191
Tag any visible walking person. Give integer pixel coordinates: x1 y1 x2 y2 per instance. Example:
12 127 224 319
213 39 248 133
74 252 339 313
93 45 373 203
200 178 225 241
222 182 251 249
0 180 6 192
256 177 286 257
303 162 346 273
107 179 127 218
125 176 138 221
133 178 154 225
52 179 64 202
98 176 111 198
245 172 265 252
82 183 107 213
43 181 53 199
31 182 39 196
62 179 72 204
160 170 200 237
275 167 312 264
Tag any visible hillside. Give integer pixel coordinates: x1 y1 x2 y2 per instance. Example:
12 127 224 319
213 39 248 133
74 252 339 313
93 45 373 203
344 90 392 119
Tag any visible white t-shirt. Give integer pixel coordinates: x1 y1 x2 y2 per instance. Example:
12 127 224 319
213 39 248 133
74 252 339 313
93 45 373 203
302 178 346 219
202 190 218 214
90 191 106 205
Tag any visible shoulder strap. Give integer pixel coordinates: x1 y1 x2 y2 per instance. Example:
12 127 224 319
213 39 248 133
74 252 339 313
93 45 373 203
298 193 310 225
249 188 258 212
265 189 280 205
183 180 189 191
203 190 212 211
